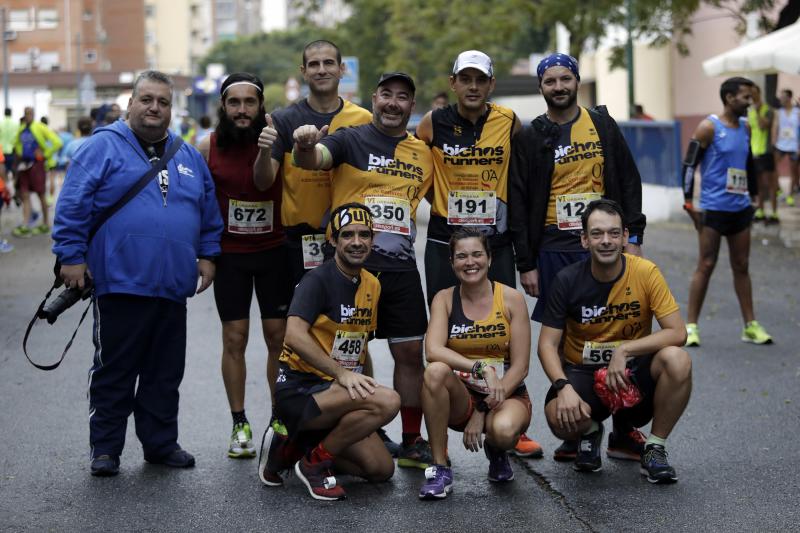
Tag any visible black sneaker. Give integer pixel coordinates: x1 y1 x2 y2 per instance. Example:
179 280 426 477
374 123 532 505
553 439 578 462
640 444 678 484
377 428 401 458
90 454 119 477
573 425 604 472
144 448 195 468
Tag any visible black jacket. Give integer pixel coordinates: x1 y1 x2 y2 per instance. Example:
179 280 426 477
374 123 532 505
509 106 646 272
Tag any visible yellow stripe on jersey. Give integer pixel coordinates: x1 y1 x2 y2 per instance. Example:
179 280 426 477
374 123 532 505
279 268 381 380
546 107 606 226
431 103 515 217
280 101 372 228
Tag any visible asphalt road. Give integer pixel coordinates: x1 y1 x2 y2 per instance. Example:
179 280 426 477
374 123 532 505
1 203 799 532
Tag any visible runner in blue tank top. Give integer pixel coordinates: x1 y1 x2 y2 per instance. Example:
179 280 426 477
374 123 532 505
681 77 773 347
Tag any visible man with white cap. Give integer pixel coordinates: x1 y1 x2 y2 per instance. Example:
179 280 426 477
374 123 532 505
416 50 543 459
509 52 647 463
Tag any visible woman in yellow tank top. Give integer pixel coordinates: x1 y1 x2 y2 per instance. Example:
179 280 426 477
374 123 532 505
419 227 533 500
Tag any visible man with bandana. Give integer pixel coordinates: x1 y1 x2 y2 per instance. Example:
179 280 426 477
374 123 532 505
259 203 400 501
198 73 288 459
509 53 647 462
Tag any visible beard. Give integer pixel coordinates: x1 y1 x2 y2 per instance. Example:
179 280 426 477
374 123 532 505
214 105 267 149
543 90 577 111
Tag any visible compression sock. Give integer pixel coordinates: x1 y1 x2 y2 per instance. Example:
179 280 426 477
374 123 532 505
583 421 600 435
232 410 248 425
646 434 667 448
309 442 335 463
401 406 423 446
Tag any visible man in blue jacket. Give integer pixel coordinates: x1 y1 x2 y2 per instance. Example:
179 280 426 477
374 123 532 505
52 71 224 477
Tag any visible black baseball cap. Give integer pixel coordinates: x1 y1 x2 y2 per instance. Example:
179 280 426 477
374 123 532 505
377 72 416 94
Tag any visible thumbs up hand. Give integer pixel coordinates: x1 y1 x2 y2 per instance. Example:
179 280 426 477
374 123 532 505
258 113 278 151
293 124 329 151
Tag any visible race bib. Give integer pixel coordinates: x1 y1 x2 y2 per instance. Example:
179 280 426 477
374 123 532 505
556 192 601 230
726 168 748 195
331 330 367 373
365 196 411 235
581 340 622 365
779 126 796 140
228 199 273 234
301 234 326 269
447 190 496 225
454 358 505 394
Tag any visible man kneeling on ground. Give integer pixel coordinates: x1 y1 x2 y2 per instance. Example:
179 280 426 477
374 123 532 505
538 199 692 484
258 203 400 501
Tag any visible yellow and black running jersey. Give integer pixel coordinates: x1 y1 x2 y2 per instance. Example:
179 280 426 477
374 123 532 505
446 281 511 362
279 259 380 380
321 123 433 271
542 254 679 366
428 103 515 242
546 107 606 229
271 98 372 233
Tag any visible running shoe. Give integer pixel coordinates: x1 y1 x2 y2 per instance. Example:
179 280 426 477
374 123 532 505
377 428 401 458
553 439 578 462
31 224 50 235
754 207 765 221
418 465 453 500
144 448 195 468
0 239 13 253
511 433 544 458
741 321 773 344
607 428 646 461
787 195 796 207
90 454 119 477
685 323 700 347
270 417 288 437
258 426 291 487
573 424 604 473
295 455 346 501
12 225 31 238
228 422 256 458
484 443 514 482
640 443 678 484
766 213 780 225
397 436 434 469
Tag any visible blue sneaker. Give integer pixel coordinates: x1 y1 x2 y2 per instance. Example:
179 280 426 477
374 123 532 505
484 443 514 482
640 444 678 484
0 239 13 253
418 464 453 499
574 424 604 473
90 454 119 477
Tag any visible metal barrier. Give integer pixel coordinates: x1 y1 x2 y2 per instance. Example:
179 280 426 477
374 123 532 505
618 120 682 187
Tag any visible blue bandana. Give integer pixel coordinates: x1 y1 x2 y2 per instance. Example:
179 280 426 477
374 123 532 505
536 53 580 81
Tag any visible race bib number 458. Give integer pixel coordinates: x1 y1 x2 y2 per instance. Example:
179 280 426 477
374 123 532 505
331 330 367 373
228 199 273 234
365 196 411 235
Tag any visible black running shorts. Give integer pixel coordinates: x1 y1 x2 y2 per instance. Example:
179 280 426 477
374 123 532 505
213 247 291 322
701 206 754 237
366 268 428 339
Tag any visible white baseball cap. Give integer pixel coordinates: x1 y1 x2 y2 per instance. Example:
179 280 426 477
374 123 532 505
452 50 493 77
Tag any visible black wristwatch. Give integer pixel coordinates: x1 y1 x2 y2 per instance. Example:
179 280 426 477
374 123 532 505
552 378 570 392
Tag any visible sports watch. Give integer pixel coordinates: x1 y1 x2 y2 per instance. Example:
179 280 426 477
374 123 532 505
552 378 570 392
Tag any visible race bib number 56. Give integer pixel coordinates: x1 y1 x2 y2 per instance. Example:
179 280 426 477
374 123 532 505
581 341 621 365
365 196 411 235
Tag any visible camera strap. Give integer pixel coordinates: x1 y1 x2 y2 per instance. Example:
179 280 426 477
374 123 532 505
24 137 185 371
22 282 92 371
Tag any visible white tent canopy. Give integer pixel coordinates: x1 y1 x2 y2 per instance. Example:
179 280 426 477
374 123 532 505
703 20 800 76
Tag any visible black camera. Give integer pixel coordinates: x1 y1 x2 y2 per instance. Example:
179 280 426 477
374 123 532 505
38 275 93 324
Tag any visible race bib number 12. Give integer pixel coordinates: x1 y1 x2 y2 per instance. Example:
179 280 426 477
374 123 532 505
556 192 601 230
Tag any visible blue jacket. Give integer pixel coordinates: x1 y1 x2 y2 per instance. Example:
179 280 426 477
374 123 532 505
53 120 223 303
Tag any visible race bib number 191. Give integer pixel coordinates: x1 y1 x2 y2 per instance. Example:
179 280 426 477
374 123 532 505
447 190 496 225
556 192 601 230
301 234 325 269
331 330 367 373
228 199 273 234
365 196 411 235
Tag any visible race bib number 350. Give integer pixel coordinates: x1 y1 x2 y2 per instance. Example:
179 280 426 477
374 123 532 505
581 341 621 365
556 193 601 230
447 190 496 225
331 330 367 373
726 168 748 195
301 234 326 269
228 199 273 234
365 196 411 235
